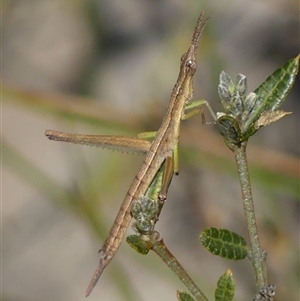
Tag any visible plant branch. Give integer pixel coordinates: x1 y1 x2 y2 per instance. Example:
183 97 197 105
151 237 209 301
233 141 268 291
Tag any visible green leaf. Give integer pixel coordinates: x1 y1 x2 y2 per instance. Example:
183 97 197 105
126 235 152 255
131 195 159 234
215 269 235 301
200 227 248 259
216 115 243 149
177 291 196 301
242 54 299 136
218 72 248 117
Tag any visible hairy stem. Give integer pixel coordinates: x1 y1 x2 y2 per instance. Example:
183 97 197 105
151 238 209 301
233 141 268 291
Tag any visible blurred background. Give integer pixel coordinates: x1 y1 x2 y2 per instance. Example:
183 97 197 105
2 0 299 300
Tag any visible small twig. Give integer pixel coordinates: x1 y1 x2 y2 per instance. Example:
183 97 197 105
233 141 268 291
151 237 209 301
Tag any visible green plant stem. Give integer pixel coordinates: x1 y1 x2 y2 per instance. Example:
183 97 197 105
151 238 209 301
233 141 268 291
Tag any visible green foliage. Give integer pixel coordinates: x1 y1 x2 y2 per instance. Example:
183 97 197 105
216 55 299 143
216 115 243 148
131 166 164 234
126 235 152 255
177 291 196 301
215 270 235 301
244 55 299 137
131 195 160 234
200 227 248 260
